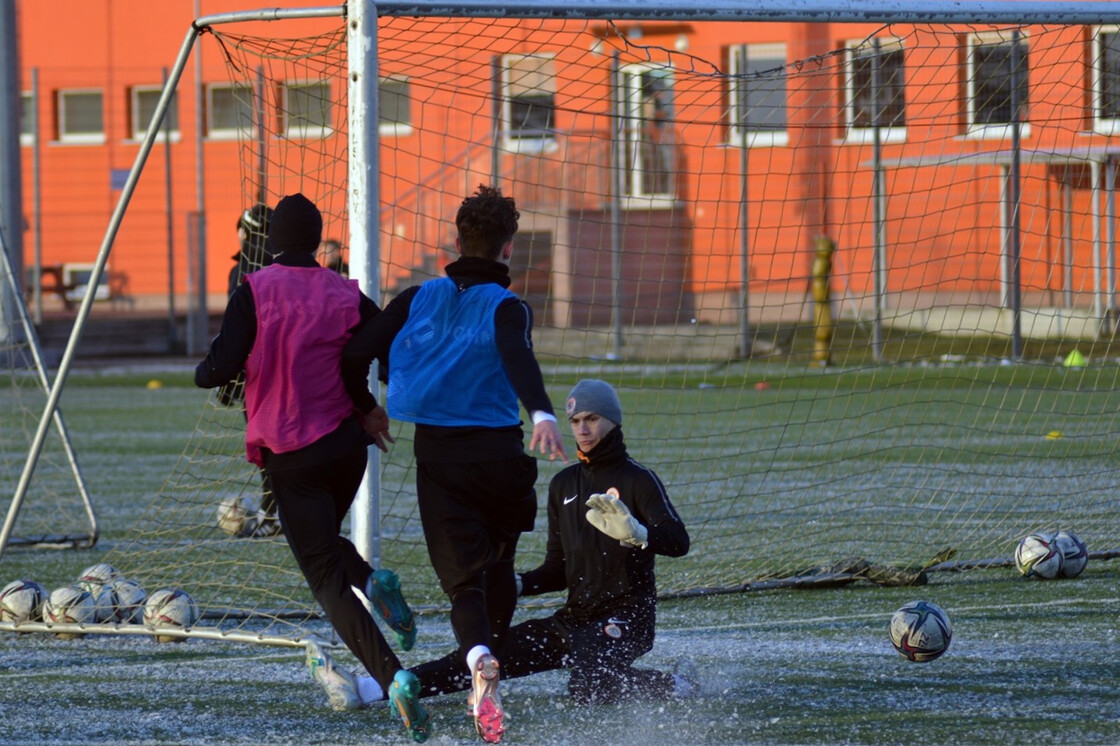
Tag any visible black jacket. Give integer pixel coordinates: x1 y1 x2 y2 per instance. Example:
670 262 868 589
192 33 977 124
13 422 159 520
520 427 690 622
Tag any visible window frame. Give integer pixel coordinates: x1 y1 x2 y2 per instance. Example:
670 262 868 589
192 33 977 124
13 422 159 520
283 80 333 140
618 63 677 208
130 85 180 142
727 43 789 149
843 37 908 144
500 53 558 153
965 31 1031 140
1092 26 1120 135
20 91 34 146
57 88 105 145
206 83 255 140
378 76 412 137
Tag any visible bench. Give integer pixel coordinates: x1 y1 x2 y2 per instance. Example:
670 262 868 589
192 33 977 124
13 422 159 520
26 264 79 310
25 263 119 311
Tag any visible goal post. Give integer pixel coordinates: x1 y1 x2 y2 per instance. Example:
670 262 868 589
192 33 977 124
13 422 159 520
5 0 1120 645
0 232 97 553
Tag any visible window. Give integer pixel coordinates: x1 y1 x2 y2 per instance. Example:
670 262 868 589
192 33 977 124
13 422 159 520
501 54 556 149
284 81 332 138
844 39 906 143
620 65 676 204
131 86 179 140
57 89 104 144
207 84 254 139
20 92 33 146
1093 27 1120 134
379 77 411 135
728 43 788 147
966 32 1030 138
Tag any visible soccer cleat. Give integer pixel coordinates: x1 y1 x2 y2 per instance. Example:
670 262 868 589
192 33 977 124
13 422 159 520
389 670 431 743
471 654 504 744
672 656 700 698
364 569 417 651
305 639 361 711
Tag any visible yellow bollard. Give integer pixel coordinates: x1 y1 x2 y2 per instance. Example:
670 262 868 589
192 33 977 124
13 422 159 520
811 236 835 367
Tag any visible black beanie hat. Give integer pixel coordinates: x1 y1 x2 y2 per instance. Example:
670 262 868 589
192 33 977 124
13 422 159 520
269 193 322 254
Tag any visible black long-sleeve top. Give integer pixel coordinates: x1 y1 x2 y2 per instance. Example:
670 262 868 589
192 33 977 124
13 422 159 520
519 427 690 622
341 256 556 463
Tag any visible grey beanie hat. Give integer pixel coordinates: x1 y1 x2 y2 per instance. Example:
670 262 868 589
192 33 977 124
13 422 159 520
565 379 622 425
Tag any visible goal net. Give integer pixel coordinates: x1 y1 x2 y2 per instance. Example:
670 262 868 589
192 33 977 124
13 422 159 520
18 5 1120 643
0 244 96 553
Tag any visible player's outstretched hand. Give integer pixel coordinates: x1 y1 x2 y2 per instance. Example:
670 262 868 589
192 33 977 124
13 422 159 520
585 488 649 549
361 405 395 453
530 419 568 462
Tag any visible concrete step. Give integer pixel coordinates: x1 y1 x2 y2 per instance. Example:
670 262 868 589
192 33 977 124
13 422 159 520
32 312 219 364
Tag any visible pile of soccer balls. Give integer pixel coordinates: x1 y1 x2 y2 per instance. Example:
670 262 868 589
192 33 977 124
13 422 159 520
0 563 200 643
888 529 1089 663
1014 529 1089 580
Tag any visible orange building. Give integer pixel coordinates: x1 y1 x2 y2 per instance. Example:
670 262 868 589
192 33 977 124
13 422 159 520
14 2 1120 334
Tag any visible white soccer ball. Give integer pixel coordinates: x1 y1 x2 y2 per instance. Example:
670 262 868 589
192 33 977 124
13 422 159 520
91 584 122 623
1053 530 1088 578
216 494 260 538
1015 532 1064 579
889 600 952 662
143 587 200 643
0 579 48 623
76 563 122 596
105 578 148 623
43 586 98 639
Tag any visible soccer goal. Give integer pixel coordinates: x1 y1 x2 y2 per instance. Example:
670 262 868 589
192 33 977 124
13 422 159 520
6 0 1120 645
0 231 97 554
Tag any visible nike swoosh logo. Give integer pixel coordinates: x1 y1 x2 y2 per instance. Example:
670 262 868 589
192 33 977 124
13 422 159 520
606 617 629 625
563 494 578 505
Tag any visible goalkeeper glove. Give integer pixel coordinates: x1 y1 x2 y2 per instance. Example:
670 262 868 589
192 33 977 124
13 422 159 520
585 488 648 549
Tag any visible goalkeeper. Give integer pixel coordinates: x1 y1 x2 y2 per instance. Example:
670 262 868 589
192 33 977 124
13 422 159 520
324 379 695 708
419 378 693 702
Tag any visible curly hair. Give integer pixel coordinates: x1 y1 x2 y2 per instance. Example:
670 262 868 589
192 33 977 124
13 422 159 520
455 184 520 259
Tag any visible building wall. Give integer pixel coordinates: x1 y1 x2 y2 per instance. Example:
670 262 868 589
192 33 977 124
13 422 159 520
14 4 1117 318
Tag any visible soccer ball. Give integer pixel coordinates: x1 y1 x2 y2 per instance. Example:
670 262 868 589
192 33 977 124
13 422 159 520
43 586 98 639
76 563 121 595
889 600 952 662
1053 530 1088 578
143 587 200 643
91 584 122 623
0 579 48 623
216 494 260 538
105 578 148 623
1015 532 1064 579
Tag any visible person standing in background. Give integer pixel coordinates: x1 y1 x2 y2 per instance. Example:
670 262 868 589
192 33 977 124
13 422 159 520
318 237 350 277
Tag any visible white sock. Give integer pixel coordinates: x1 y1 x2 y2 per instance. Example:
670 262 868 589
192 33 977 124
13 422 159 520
465 644 491 673
356 674 384 706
